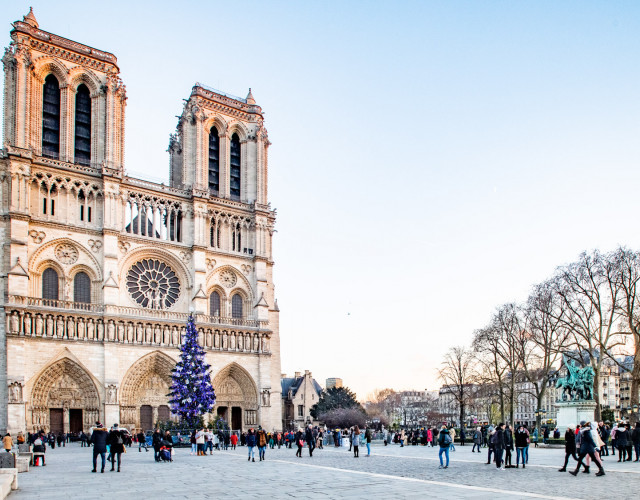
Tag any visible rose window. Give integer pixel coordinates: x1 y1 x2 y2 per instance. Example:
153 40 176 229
126 259 180 310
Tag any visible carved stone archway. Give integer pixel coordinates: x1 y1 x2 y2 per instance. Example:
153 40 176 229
211 363 259 431
29 358 100 433
119 351 175 431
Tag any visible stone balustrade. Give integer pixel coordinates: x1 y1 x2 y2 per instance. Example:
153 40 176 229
5 296 271 354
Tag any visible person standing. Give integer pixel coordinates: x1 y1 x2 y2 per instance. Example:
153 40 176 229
616 423 629 462
514 425 528 468
230 432 238 450
365 427 372 456
107 424 125 472
89 423 108 473
460 428 466 446
438 425 451 469
504 424 514 468
257 426 267 461
246 428 257 462
152 429 163 462
570 421 605 477
195 428 206 456
449 427 456 452
494 423 505 470
486 428 496 465
352 426 361 458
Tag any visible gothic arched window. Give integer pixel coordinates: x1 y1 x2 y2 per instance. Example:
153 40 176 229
42 74 61 158
230 133 241 200
210 291 221 317
231 294 243 319
74 271 91 304
74 84 91 165
42 268 59 301
208 126 220 196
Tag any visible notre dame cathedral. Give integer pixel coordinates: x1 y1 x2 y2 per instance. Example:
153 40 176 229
0 9 282 434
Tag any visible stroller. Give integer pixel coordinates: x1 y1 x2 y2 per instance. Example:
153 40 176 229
159 445 172 462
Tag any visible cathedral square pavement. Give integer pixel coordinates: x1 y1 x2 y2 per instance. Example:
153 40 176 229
10 443 639 499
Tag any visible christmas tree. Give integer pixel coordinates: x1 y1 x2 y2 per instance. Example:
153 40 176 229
167 315 216 427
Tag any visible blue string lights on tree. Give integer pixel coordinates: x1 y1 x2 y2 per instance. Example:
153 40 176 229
167 314 216 427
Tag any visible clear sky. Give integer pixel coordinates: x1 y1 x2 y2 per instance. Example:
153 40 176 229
4 1 640 401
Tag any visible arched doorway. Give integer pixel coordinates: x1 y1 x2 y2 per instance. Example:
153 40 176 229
211 363 259 431
119 351 175 431
29 358 100 433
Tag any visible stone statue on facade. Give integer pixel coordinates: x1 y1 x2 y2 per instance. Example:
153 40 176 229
555 355 595 401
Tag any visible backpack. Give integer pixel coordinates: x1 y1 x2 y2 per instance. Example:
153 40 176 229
440 432 452 446
116 432 123 445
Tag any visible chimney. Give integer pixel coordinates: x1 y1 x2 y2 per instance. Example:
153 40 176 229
305 370 311 377
294 371 301 378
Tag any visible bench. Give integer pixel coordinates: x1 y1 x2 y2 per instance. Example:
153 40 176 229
0 468 18 497
17 444 32 469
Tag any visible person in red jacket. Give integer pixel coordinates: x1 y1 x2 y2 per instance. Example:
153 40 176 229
230 432 238 450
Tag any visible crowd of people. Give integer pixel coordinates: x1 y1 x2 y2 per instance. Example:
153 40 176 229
9 417 639 477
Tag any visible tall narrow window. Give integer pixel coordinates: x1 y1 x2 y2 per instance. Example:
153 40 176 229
231 294 243 319
74 84 91 165
78 191 85 221
42 268 59 301
230 133 241 200
210 291 221 317
74 272 91 304
208 126 220 195
42 75 61 158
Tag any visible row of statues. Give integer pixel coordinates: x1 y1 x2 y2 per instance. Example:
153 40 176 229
7 310 271 352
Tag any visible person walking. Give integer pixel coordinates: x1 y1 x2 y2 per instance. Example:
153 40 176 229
305 425 315 457
107 424 125 472
438 425 451 469
246 428 257 462
3 433 12 453
137 431 148 452
352 426 361 458
257 426 267 461
533 428 539 448
570 421 605 477
295 428 304 457
558 426 578 472
472 427 482 453
449 427 456 452
230 432 238 450
89 422 108 473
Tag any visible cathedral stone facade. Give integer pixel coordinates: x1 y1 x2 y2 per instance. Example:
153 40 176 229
0 9 282 434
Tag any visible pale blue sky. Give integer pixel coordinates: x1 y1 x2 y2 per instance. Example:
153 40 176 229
4 1 640 400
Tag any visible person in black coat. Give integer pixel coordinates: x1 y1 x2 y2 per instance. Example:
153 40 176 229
503 424 514 468
494 423 506 469
89 423 108 473
107 424 125 472
570 421 605 477
631 422 640 462
616 424 629 462
558 426 578 472
152 429 163 462
295 429 304 458
305 425 315 457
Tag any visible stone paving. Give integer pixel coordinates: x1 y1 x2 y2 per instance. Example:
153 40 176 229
10 442 640 499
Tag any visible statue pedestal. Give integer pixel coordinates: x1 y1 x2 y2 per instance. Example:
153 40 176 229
556 401 597 433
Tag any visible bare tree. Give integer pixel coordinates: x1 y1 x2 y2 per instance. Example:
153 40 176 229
437 346 475 427
521 281 571 429
548 250 624 421
611 247 640 425
472 325 508 422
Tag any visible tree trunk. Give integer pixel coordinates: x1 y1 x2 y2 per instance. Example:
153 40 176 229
631 338 640 426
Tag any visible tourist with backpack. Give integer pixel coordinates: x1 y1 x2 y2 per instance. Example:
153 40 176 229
438 425 452 469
